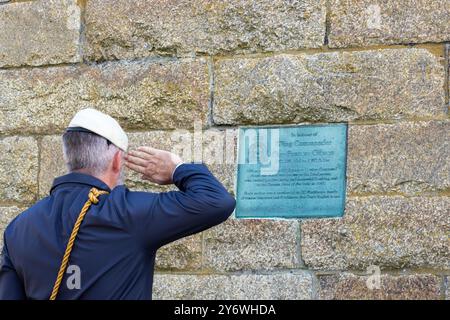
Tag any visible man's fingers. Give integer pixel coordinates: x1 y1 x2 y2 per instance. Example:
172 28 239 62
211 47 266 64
126 159 158 175
126 150 153 160
137 146 160 156
125 161 146 175
125 154 149 167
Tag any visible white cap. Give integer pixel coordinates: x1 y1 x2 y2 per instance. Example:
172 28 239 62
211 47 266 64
67 108 128 151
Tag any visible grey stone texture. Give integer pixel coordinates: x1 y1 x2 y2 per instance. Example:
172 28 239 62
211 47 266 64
213 49 445 125
155 234 202 271
0 206 23 248
0 137 38 204
0 0 81 67
38 135 66 198
203 218 299 272
85 0 326 60
301 196 450 271
329 0 450 48
153 272 314 300
347 121 450 195
0 59 209 135
318 273 442 300
446 277 449 300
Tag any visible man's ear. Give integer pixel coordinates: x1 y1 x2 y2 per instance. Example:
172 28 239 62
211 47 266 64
112 150 122 173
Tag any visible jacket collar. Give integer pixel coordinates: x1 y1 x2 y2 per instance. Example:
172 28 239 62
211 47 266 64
50 172 111 194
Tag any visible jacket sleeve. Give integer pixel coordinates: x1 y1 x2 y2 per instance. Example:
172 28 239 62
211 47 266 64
126 163 236 249
0 236 26 300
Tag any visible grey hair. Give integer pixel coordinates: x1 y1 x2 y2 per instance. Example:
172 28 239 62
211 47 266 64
62 131 121 177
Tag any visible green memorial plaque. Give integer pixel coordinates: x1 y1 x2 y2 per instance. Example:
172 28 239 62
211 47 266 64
235 124 347 218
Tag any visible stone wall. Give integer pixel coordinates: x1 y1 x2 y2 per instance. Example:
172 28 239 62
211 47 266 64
0 0 448 300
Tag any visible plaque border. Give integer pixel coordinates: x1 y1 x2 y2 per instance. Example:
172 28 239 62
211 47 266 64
234 123 348 219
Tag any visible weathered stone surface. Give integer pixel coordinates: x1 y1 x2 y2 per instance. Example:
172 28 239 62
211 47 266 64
447 44 450 113
213 49 445 125
85 0 325 61
0 59 209 135
39 128 236 193
38 136 65 198
155 234 202 271
348 121 450 195
318 273 442 300
203 219 299 272
153 272 313 299
446 277 449 300
0 0 81 67
0 137 38 204
329 0 450 48
301 196 450 270
0 206 23 248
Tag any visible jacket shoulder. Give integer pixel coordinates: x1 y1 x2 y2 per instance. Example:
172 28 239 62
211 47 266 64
3 197 51 236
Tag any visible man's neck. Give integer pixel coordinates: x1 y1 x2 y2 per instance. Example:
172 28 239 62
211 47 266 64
73 169 115 189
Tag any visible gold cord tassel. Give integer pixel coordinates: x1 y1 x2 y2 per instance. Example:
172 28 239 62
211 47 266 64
49 187 109 300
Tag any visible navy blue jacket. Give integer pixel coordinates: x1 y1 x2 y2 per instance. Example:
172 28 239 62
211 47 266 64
0 164 235 300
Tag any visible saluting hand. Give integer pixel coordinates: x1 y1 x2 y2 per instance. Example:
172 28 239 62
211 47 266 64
124 147 183 185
